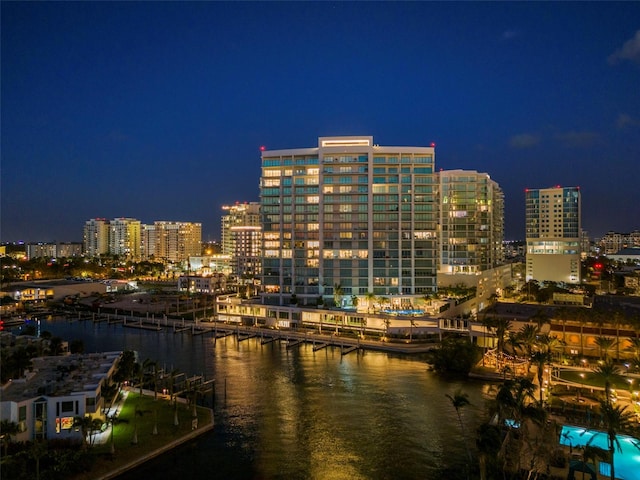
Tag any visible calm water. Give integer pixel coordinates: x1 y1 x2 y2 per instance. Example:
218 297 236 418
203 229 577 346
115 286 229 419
33 319 493 480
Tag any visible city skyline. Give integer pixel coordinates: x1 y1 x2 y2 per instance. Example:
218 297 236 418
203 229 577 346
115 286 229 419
2 2 639 243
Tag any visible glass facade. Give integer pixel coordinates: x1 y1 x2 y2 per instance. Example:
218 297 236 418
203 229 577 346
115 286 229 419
438 170 504 274
260 137 437 305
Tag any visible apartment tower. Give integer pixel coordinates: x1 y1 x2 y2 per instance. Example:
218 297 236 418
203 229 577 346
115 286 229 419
525 186 581 284
437 170 504 275
83 218 110 257
260 136 437 306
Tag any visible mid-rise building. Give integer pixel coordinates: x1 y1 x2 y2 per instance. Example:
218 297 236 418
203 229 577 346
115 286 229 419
599 230 640 255
232 225 262 280
56 242 82 258
26 243 57 260
525 186 581 284
109 218 141 260
151 221 202 264
260 136 438 306
437 170 504 276
83 218 110 257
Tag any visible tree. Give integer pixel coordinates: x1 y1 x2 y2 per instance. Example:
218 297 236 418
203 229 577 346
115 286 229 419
112 350 136 390
365 291 376 313
431 337 481 375
594 336 616 361
445 389 473 472
599 400 636 480
531 350 552 405
592 359 622 405
73 416 103 449
333 283 343 308
530 308 550 330
0 420 20 457
476 423 502 480
69 339 85 354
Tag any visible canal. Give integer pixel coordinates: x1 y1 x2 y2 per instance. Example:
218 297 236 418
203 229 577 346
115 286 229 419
35 318 494 480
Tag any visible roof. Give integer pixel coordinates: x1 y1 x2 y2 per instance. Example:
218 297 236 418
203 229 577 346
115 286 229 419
1 352 121 402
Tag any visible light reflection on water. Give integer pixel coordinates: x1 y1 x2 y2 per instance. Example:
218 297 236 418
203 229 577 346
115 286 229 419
36 319 493 479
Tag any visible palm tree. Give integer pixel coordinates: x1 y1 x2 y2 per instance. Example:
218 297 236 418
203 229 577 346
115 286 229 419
476 423 502 480
494 377 546 474
530 308 550 331
592 359 622 405
594 336 616 361
625 336 640 359
599 400 635 480
531 350 552 405
365 291 376 313
517 323 539 370
445 389 473 469
482 317 512 370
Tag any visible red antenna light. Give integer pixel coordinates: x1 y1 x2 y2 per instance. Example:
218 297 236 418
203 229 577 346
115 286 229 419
430 142 436 147
259 145 266 151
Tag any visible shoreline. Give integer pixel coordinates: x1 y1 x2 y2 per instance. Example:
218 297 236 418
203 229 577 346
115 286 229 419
94 411 214 480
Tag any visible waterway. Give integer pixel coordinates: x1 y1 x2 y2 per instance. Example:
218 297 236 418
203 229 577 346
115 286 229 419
33 319 495 480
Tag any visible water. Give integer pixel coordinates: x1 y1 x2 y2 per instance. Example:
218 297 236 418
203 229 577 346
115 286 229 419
31 319 493 479
560 425 640 480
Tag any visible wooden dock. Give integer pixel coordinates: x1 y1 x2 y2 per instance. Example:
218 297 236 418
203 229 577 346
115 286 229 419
312 342 329 351
286 338 304 349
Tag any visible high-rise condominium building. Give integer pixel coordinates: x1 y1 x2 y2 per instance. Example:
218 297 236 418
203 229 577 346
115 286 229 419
83 218 110 257
151 221 202 264
525 186 581 284
221 203 261 257
437 170 504 275
109 218 142 260
260 136 437 306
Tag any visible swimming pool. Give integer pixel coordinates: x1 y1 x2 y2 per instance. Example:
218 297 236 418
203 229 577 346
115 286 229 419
559 425 640 480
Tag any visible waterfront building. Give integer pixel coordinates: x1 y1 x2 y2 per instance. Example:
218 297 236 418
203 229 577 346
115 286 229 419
0 348 120 442
525 186 581 284
437 169 504 277
178 273 227 294
108 218 142 260
260 136 437 306
83 218 110 257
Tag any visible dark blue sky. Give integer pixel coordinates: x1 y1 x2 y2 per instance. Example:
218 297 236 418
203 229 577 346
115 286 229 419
2 1 639 243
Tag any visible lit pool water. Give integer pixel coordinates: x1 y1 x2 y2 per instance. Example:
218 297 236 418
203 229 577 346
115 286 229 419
559 425 640 480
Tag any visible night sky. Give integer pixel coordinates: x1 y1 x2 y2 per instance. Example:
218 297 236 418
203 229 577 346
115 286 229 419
2 1 639 243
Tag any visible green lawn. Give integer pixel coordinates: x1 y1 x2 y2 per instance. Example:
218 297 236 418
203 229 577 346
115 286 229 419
72 391 212 480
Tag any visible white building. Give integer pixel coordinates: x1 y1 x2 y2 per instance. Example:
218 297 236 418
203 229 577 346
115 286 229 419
0 351 120 442
83 218 110 257
109 218 142 260
525 186 581 284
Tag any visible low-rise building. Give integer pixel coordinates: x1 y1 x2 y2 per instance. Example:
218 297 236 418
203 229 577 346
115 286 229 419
0 350 121 442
